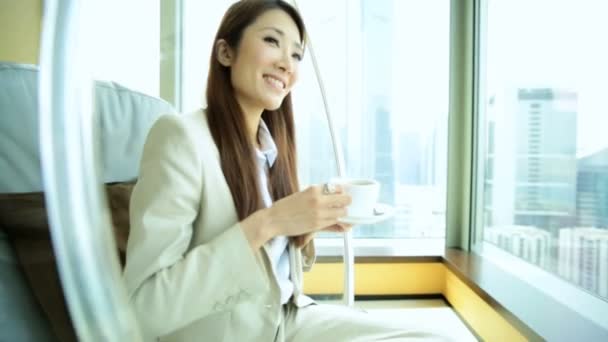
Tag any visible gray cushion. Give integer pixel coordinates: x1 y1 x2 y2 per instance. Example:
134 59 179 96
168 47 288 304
0 234 57 341
0 62 176 341
0 62 175 193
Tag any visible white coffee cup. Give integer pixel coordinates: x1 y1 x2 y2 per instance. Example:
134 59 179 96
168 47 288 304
330 178 380 218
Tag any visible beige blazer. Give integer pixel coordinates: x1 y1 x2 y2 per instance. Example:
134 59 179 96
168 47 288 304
123 109 316 341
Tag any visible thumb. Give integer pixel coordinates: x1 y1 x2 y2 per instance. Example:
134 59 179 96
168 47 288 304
293 233 315 248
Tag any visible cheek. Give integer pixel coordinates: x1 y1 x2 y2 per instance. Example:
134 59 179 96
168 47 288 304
231 71 254 101
290 70 299 88
230 71 245 91
248 43 275 66
231 59 254 88
256 51 277 68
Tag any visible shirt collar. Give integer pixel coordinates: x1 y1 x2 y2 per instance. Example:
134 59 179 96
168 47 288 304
256 119 278 167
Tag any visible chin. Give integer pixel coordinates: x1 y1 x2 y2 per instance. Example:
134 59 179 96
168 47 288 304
263 98 285 111
266 104 282 111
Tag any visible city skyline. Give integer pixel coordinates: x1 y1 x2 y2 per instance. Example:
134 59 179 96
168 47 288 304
487 0 608 157
484 87 607 301
485 225 608 301
485 88 579 234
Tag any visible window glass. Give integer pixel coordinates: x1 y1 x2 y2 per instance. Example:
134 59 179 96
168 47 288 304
181 0 450 240
81 0 160 97
295 0 450 239
181 0 236 111
480 0 608 300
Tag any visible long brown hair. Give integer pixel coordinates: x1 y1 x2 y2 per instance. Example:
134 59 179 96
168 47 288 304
206 0 306 220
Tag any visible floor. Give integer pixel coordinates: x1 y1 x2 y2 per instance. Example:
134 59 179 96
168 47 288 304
317 298 479 341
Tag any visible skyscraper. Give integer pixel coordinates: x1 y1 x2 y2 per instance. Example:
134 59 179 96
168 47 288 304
397 131 422 184
558 228 608 298
486 88 578 235
485 225 551 268
355 0 395 237
576 148 608 228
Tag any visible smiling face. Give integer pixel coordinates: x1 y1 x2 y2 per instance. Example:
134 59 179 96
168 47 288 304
217 9 303 116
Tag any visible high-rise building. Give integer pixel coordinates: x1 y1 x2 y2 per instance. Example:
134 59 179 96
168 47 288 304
398 125 445 188
558 228 608 298
485 88 578 236
576 148 608 228
374 106 395 207
485 225 552 268
398 131 422 185
294 99 337 188
356 0 396 237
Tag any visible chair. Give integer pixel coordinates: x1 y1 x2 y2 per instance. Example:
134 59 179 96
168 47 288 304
0 61 175 341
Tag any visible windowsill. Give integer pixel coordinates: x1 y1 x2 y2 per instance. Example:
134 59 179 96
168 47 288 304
314 237 444 260
313 238 608 340
445 244 608 341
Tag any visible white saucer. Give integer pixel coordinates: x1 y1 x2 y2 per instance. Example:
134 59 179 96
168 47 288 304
338 203 396 225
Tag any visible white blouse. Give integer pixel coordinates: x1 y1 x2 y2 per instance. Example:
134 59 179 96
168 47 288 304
255 119 293 305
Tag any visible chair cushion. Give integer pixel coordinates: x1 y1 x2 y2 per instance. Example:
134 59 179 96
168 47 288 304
0 182 135 262
8 238 77 342
0 62 175 193
0 182 135 342
0 61 173 341
0 227 59 342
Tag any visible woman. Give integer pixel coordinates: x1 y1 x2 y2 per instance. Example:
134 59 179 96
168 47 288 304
124 1 449 341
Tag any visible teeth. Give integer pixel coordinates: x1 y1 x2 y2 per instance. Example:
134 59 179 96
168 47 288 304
264 75 284 89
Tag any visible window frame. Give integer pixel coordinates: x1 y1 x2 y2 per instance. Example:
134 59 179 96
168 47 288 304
466 0 608 338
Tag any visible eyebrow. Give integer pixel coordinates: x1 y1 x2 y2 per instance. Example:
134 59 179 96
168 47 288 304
260 27 303 51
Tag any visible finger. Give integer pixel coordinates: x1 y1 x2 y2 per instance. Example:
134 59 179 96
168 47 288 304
337 223 353 230
324 223 355 232
319 183 344 194
337 223 353 232
313 184 342 194
320 193 352 208
320 207 348 220
294 233 315 248
309 185 325 196
293 234 305 247
315 218 341 230
330 184 344 194
322 224 345 232
303 232 315 245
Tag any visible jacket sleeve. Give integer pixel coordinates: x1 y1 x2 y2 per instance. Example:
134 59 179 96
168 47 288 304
123 115 268 339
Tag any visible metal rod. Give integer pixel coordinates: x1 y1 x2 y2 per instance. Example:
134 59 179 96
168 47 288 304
38 0 142 340
289 0 355 307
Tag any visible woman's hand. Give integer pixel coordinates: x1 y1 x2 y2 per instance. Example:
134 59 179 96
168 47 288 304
292 222 354 248
241 185 350 250
266 185 351 237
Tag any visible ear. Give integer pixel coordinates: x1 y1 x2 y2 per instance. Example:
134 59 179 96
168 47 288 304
215 39 234 67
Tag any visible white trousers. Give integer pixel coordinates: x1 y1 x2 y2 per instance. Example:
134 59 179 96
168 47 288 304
274 302 456 342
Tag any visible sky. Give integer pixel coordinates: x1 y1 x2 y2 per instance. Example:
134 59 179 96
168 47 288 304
80 0 160 98
79 0 607 157
487 0 608 157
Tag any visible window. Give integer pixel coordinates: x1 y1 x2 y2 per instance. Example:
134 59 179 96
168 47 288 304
478 0 608 301
80 0 160 97
181 0 236 111
180 0 450 242
294 0 450 240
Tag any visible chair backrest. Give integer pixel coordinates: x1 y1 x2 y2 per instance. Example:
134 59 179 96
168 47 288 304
0 61 176 341
0 62 176 193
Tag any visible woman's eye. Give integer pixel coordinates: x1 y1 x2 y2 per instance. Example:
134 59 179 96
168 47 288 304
292 53 302 62
263 36 279 46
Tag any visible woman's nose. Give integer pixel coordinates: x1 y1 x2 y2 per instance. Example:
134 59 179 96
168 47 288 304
277 51 294 73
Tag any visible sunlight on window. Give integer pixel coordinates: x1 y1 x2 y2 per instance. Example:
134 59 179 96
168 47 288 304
80 0 160 97
481 0 608 301
181 0 449 239
295 0 449 239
